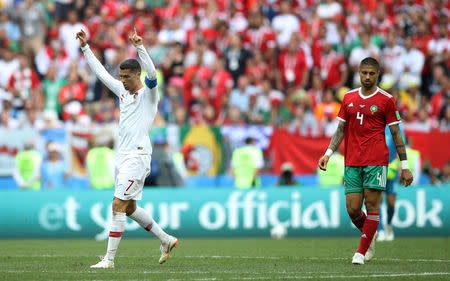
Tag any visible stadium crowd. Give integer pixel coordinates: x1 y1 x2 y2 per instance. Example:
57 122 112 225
0 0 449 133
0 0 449 187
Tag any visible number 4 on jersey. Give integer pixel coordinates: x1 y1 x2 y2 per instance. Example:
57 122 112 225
357 112 363 125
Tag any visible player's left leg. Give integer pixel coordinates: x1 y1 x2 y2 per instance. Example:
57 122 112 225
376 192 386 242
127 203 178 264
124 154 178 264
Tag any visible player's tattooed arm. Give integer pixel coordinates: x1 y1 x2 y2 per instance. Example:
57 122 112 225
389 124 407 161
329 121 345 152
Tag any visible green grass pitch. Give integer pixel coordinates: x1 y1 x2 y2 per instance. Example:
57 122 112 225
0 237 449 281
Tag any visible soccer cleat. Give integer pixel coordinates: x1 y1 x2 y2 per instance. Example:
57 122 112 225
376 230 386 242
352 252 365 265
365 231 377 261
385 224 395 241
159 236 178 264
90 258 114 269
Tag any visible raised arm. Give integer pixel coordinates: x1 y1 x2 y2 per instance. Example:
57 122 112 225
129 28 157 82
76 29 123 96
389 124 413 186
318 121 345 171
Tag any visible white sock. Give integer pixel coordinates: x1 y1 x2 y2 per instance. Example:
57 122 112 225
129 206 169 242
104 212 126 261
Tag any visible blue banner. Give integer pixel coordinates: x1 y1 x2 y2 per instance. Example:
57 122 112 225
0 186 448 239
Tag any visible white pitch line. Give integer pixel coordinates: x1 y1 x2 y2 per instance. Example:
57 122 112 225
232 272 450 280
4 254 450 263
184 255 450 263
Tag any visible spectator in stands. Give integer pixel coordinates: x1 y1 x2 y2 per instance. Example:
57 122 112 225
442 161 450 184
269 90 290 128
41 142 68 189
271 0 300 48
439 103 450 132
173 106 188 126
185 36 217 68
276 37 309 91
428 64 447 97
432 76 450 118
94 98 118 125
288 102 319 137
15 0 46 60
86 137 115 189
349 32 380 86
42 110 63 129
277 162 298 186
42 65 66 117
403 107 433 132
8 53 42 111
229 75 251 112
0 11 20 43
318 148 344 187
231 136 263 189
13 140 42 190
161 42 184 78
314 88 340 123
54 0 73 22
19 100 44 131
58 70 86 121
224 33 251 83
150 135 184 187
381 29 405 83
228 4 248 33
158 18 186 46
428 22 449 66
398 76 423 121
318 41 348 89
246 91 265 125
35 37 71 79
0 47 19 89
211 57 234 111
0 101 19 130
398 35 425 90
59 10 89 59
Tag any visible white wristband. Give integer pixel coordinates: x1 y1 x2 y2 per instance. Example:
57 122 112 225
325 148 333 157
81 44 90 51
401 160 409 170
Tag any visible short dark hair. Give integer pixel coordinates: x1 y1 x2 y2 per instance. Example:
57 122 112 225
245 137 255 145
119 59 141 73
359 57 380 72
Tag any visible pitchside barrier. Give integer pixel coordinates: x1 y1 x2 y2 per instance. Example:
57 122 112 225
0 186 448 239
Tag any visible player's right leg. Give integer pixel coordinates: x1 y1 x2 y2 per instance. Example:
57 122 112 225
359 166 385 262
344 166 366 264
92 155 136 268
344 167 365 230
91 197 129 268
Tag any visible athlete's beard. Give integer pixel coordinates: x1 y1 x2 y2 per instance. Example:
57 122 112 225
361 80 375 90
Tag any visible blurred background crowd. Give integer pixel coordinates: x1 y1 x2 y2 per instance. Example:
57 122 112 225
0 0 449 189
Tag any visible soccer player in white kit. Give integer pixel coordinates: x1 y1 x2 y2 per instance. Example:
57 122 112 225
76 28 178 269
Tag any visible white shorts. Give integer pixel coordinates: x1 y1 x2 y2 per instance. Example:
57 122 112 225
114 154 151 201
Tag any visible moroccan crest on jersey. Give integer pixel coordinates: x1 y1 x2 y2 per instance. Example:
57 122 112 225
370 105 378 113
396 110 401 120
